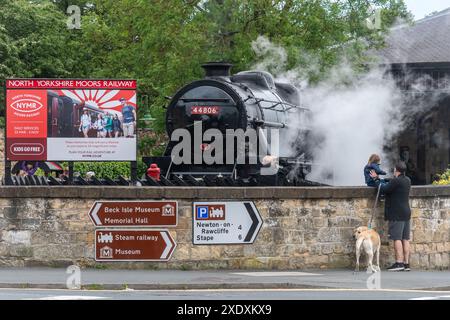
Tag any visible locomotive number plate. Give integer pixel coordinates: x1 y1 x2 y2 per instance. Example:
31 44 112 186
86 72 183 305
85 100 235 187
191 106 220 115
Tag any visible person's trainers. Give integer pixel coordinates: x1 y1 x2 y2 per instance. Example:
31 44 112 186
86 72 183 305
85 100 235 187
403 264 411 271
387 262 405 271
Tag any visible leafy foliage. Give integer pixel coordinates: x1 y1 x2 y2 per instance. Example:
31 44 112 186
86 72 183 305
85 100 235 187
433 169 450 186
70 159 148 179
73 161 131 179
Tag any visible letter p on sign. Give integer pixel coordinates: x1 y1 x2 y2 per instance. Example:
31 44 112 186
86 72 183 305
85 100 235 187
197 206 208 219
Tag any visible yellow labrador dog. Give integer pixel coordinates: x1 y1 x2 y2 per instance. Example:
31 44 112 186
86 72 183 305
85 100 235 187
353 226 381 273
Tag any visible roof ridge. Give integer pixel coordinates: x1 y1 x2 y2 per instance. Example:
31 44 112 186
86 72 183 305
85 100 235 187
375 7 450 64
388 7 450 32
415 7 450 23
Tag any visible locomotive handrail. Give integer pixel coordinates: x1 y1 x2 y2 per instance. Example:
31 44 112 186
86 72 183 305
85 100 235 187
180 98 232 103
246 97 309 112
265 102 282 110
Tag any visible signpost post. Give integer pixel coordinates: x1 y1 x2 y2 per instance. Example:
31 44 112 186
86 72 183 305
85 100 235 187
89 200 177 227
192 201 263 245
95 229 176 261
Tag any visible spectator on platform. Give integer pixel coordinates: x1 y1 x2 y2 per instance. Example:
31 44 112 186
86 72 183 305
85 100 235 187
112 114 122 138
120 98 136 138
94 114 107 138
19 161 39 176
105 113 113 138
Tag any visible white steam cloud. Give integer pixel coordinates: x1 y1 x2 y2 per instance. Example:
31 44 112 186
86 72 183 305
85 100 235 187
303 68 402 185
251 35 436 186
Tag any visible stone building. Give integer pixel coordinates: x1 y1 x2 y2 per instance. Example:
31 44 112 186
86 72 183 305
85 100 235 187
377 9 450 184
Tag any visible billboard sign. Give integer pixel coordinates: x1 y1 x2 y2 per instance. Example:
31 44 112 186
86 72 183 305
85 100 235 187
5 79 137 161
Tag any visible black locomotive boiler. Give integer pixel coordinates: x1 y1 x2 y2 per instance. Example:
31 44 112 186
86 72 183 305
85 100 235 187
144 62 319 187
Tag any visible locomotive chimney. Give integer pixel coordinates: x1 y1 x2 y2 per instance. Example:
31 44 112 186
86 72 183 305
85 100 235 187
201 62 233 77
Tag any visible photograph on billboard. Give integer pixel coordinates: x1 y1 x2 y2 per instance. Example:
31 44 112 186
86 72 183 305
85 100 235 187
5 79 137 161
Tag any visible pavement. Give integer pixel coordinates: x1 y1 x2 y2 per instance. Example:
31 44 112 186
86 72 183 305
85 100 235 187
0 268 450 291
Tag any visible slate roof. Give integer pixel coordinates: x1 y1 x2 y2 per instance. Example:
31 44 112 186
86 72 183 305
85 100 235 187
377 8 450 64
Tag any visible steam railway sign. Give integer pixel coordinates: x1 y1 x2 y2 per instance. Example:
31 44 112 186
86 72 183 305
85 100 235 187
192 201 263 245
95 229 176 261
88 201 177 227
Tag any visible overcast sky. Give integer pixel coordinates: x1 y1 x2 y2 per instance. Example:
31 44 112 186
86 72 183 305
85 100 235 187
404 0 450 19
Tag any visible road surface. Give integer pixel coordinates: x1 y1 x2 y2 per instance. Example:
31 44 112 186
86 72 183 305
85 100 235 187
1 288 450 300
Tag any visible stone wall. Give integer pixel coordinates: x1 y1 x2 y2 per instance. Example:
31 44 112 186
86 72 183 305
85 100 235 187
0 186 449 270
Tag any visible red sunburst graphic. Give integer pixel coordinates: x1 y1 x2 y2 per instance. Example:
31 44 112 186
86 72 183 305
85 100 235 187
56 89 136 116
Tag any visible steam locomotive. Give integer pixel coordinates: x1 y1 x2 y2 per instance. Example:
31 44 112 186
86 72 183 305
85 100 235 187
143 62 320 187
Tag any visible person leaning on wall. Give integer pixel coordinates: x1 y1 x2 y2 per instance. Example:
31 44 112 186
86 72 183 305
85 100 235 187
370 161 412 272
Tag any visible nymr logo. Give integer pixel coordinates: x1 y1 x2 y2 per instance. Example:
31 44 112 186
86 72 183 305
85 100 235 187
10 98 43 113
196 204 225 220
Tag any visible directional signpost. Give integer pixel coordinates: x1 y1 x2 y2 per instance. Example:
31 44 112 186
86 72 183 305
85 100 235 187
89 200 177 262
192 201 263 245
95 229 176 261
89 201 177 227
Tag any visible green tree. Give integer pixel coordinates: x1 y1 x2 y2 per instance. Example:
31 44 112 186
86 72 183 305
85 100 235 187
74 1 409 132
197 0 411 74
0 0 89 115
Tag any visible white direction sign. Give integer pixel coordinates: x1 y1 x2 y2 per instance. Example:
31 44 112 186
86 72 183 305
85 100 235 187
193 201 263 245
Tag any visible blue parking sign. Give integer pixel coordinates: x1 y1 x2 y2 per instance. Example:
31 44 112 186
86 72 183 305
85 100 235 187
196 206 209 219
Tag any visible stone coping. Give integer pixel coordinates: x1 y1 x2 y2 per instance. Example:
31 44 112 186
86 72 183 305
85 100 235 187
0 186 449 199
